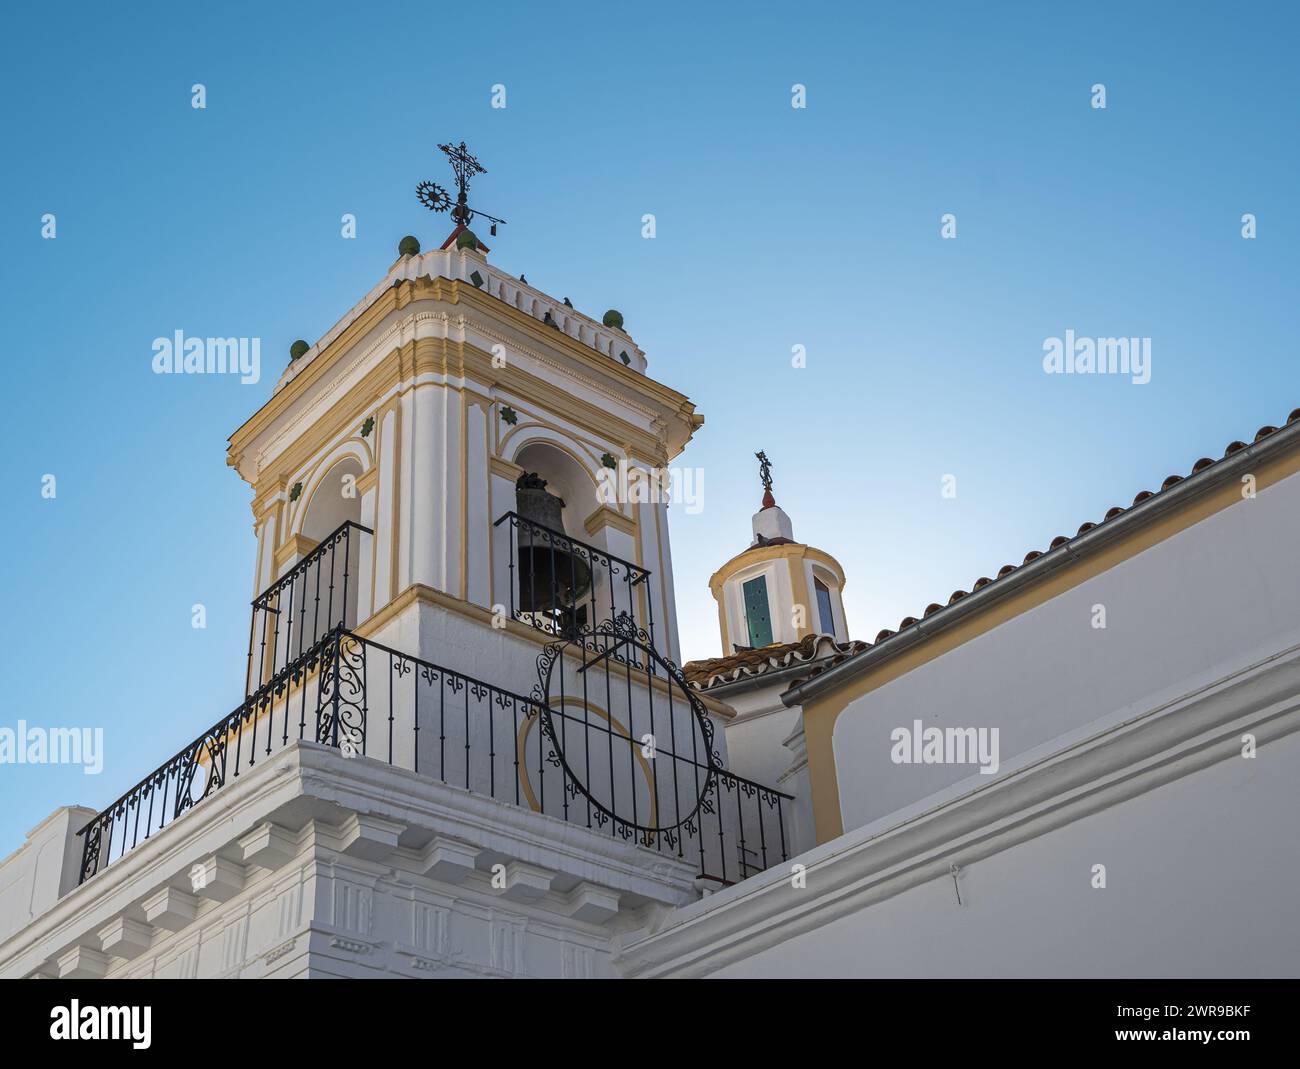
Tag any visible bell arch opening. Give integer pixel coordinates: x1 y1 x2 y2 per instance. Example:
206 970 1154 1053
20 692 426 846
509 443 598 637
300 456 364 544
247 455 369 692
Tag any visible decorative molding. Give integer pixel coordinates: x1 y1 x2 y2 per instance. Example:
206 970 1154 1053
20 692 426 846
489 455 524 481
584 504 636 538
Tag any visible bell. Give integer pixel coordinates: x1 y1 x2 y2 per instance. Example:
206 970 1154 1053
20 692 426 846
515 473 592 616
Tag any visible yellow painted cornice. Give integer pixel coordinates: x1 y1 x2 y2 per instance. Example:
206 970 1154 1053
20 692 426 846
708 542 821 598
228 276 702 475
273 533 318 570
583 504 637 538
489 455 524 482
355 466 379 494
241 335 684 501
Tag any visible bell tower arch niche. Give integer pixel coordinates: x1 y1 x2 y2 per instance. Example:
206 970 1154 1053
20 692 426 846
494 437 660 656
247 450 375 696
299 454 365 543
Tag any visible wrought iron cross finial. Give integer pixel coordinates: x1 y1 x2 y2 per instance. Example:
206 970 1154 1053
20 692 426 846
755 450 774 493
416 138 507 235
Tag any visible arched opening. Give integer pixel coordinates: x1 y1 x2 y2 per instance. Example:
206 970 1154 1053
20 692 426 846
252 456 367 683
300 456 363 543
510 442 599 638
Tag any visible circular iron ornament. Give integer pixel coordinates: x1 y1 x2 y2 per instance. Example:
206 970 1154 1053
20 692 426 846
532 615 721 839
416 180 452 213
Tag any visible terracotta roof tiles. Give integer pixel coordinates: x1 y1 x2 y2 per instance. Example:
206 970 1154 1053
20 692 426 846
682 632 868 691
791 406 1300 688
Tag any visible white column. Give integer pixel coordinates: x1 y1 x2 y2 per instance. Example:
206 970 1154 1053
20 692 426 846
464 400 491 607
252 510 278 599
372 407 398 611
438 389 465 596
489 465 520 617
409 384 438 591
356 485 377 625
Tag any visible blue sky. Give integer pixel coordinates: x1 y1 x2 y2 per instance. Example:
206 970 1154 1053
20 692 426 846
2 0 1297 853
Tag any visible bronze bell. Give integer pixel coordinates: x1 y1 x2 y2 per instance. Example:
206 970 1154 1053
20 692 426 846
515 473 592 615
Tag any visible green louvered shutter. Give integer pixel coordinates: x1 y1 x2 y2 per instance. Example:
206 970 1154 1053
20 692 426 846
743 576 773 647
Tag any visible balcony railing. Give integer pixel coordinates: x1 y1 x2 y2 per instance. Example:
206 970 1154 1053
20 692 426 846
246 520 371 696
77 626 791 889
494 511 655 649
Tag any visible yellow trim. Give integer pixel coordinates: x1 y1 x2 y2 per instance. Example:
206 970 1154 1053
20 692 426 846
356 466 379 495
289 450 367 545
499 413 608 475
273 533 318 572
708 542 845 598
716 598 730 656
228 281 697 488
460 389 469 601
800 446 1300 845
490 456 524 481
788 556 813 641
584 504 636 538
509 429 601 487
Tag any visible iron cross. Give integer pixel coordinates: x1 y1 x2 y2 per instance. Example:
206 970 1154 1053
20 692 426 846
416 139 507 234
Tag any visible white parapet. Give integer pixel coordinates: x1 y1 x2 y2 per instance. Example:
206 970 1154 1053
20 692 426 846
0 742 699 979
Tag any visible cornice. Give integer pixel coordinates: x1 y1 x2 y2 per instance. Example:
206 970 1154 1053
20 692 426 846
229 278 701 479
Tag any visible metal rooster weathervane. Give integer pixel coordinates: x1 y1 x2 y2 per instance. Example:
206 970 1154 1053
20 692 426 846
416 140 507 236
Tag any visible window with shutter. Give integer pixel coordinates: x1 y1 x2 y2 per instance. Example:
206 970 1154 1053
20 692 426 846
742 575 773 647
815 578 835 635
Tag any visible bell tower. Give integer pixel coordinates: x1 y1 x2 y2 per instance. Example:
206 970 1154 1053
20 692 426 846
708 452 849 654
11 147 800 982
226 144 702 697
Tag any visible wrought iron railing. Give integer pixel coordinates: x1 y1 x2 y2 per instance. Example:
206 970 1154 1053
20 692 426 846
77 625 790 888
494 511 655 649
245 520 371 696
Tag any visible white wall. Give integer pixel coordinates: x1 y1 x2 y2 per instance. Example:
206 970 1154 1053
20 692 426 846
718 682 798 790
832 468 1300 832
708 726 1300 977
0 807 95 945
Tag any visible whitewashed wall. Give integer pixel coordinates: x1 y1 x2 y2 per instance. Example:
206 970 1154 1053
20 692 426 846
832 467 1300 832
705 725 1300 978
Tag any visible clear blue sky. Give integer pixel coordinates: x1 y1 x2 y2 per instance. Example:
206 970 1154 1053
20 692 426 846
2 1 1297 854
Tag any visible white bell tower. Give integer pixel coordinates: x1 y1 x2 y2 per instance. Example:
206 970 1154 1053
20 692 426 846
2 155 801 981
227 224 701 692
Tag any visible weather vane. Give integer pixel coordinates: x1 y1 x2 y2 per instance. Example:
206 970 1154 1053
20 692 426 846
416 140 507 236
755 450 774 493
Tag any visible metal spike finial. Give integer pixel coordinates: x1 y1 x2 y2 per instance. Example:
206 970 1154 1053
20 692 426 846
755 450 776 507
416 139 507 233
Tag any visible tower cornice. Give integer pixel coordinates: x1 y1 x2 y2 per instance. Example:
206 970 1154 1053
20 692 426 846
228 276 702 487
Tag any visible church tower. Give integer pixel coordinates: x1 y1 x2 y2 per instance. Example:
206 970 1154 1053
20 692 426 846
708 452 849 655
227 145 700 700
0 148 798 980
